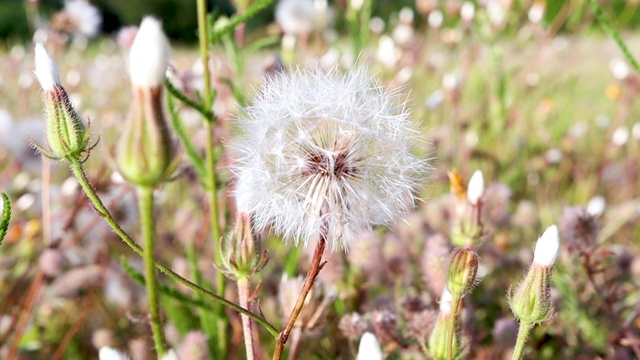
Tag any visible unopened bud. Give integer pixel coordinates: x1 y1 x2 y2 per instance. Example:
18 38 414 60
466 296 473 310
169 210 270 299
466 170 484 205
510 225 560 324
34 43 92 160
116 17 176 187
356 332 383 360
220 212 268 279
445 248 478 298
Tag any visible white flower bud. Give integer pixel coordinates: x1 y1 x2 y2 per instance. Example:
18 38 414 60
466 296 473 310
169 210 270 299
128 17 169 88
356 332 383 360
533 225 560 267
586 196 606 217
34 43 61 91
466 170 484 205
460 2 475 23
99 347 129 360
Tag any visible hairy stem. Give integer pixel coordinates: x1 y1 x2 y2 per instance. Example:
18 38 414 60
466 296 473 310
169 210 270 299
238 277 256 360
446 296 462 360
512 321 532 360
197 0 226 354
272 237 326 360
68 158 278 338
137 186 166 356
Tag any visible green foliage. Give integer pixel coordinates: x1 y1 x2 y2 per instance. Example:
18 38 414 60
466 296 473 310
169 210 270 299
0 193 11 247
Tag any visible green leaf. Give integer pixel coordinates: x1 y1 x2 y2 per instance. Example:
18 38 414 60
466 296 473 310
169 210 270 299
0 193 12 247
209 0 275 45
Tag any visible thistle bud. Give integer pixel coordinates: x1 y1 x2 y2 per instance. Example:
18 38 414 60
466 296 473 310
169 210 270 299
34 43 91 160
445 248 479 298
116 17 176 187
510 225 560 324
220 212 268 280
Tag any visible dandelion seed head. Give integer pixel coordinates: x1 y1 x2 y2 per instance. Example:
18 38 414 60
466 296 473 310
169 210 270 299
233 66 427 251
63 0 102 38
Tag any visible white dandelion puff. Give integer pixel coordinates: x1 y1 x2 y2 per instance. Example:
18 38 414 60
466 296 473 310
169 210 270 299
233 66 427 251
63 0 102 38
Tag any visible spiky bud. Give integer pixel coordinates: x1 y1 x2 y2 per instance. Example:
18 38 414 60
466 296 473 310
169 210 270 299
34 43 91 161
115 17 176 187
219 212 268 280
510 225 560 324
445 248 479 298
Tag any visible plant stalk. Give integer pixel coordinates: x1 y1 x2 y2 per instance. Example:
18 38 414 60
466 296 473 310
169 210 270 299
446 296 462 360
272 237 327 360
512 321 532 360
238 277 256 360
68 158 278 338
137 186 166 356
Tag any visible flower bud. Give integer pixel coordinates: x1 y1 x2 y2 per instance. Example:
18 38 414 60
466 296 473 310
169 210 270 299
116 17 176 187
220 212 268 280
34 43 91 160
509 225 560 324
356 332 383 360
445 248 479 298
466 170 484 206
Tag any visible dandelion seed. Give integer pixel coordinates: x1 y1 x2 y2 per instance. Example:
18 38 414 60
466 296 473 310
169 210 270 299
55 0 102 38
233 66 427 250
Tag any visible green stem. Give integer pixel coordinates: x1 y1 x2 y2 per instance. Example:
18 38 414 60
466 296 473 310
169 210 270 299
197 0 227 354
512 321 532 360
67 158 279 338
446 296 462 360
588 0 640 76
137 186 166 356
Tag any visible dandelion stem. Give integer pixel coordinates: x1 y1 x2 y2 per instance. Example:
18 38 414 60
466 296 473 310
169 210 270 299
137 186 166 356
512 321 532 360
67 158 279 338
272 237 327 360
238 277 257 360
446 295 462 360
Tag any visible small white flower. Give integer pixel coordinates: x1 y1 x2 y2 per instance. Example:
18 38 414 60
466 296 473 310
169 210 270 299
609 58 630 81
428 9 443 29
98 347 129 360
527 3 545 24
350 0 364 11
276 0 316 36
356 332 383 360
233 66 427 250
460 2 475 23
533 225 560 267
63 0 102 38
611 126 629 146
466 170 484 205
377 35 400 68
34 43 61 91
128 17 170 88
586 195 606 217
